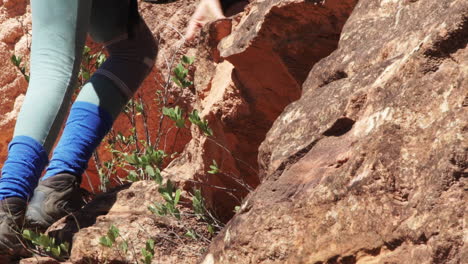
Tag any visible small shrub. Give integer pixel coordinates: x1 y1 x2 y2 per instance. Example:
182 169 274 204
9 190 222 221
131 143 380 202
148 180 182 219
22 229 69 259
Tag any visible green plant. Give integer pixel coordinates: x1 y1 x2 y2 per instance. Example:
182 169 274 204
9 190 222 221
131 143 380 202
79 45 106 83
140 239 155 264
184 229 198 240
191 189 220 235
22 229 69 259
172 55 194 88
188 109 213 136
207 160 220 174
11 54 30 82
99 224 120 248
99 224 131 255
163 106 185 128
148 180 182 219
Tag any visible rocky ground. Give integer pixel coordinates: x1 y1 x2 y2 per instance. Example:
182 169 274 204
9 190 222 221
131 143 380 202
0 0 466 263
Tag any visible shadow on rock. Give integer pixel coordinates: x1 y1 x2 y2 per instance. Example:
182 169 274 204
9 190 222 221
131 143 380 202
46 184 132 247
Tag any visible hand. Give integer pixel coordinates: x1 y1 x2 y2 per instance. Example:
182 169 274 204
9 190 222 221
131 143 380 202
185 0 226 41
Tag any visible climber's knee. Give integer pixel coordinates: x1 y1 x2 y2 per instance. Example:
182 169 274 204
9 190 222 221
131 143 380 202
93 18 158 99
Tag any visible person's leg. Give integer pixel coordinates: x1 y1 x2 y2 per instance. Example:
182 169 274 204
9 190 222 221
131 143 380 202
0 0 92 255
42 0 157 180
26 0 157 230
0 0 92 202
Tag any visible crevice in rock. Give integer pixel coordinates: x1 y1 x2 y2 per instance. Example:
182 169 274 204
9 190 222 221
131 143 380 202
322 117 355 137
340 255 357 264
319 70 348 87
384 238 404 251
424 15 468 59
324 254 357 264
432 244 453 263
268 138 322 182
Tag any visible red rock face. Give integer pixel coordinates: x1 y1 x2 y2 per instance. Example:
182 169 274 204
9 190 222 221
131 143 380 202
4 0 467 262
205 0 467 262
164 0 358 221
0 1 30 169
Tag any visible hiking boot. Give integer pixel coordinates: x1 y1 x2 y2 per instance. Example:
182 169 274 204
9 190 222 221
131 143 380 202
0 197 27 256
25 173 85 231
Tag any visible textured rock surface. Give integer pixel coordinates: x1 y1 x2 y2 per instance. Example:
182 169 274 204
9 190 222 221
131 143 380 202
205 0 467 263
0 2 30 165
20 256 63 264
45 181 208 264
164 0 358 220
1 0 466 263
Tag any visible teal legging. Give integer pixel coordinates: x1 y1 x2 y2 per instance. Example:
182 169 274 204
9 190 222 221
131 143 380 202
15 0 157 153
0 0 157 200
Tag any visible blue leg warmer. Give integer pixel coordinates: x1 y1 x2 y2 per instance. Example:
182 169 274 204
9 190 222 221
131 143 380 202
42 101 113 180
0 136 49 200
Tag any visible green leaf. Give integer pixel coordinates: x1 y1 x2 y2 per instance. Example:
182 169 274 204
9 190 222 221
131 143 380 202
185 229 197 240
22 229 36 241
188 110 201 125
148 204 158 214
175 119 185 128
51 247 61 258
145 165 155 177
161 192 172 202
204 126 214 137
208 160 220 174
83 45 91 55
174 189 181 205
120 241 128 254
181 55 195 65
60 242 70 253
146 239 155 252
151 168 163 184
127 170 139 182
182 80 193 88
173 64 187 79
207 224 215 234
124 154 137 165
140 155 149 165
81 70 90 81
166 180 174 193
37 234 50 247
171 76 183 87
162 106 172 116
108 224 120 242
10 55 21 66
135 102 144 113
96 53 107 67
99 236 113 247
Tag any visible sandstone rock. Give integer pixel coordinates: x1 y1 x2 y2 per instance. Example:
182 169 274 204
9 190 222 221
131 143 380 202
0 40 28 164
164 0 358 221
0 18 23 44
3 0 27 17
0 0 32 174
47 181 209 264
205 0 467 263
20 256 62 264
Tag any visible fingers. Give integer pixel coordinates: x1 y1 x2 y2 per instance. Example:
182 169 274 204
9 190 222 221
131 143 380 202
184 19 204 41
184 0 226 42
